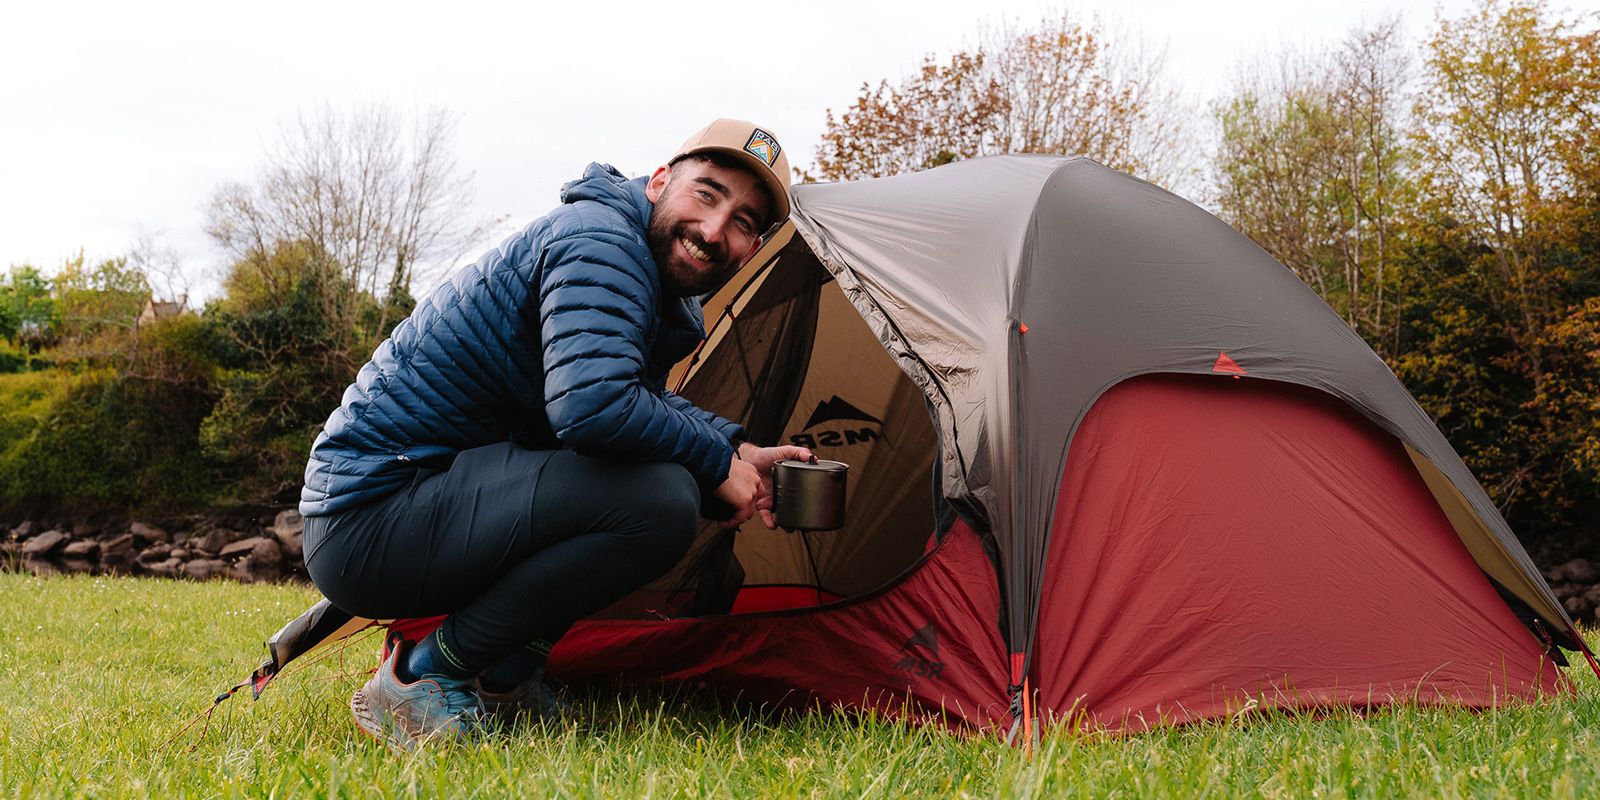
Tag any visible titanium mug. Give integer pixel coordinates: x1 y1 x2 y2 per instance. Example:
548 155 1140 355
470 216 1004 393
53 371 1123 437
772 458 849 531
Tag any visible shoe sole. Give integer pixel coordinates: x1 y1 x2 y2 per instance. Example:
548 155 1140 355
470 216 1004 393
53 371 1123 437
351 685 411 754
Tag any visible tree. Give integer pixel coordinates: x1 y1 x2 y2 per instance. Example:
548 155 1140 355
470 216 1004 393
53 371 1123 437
810 11 1193 190
1211 16 1412 352
1391 0 1600 531
53 251 150 341
205 102 493 338
0 265 56 345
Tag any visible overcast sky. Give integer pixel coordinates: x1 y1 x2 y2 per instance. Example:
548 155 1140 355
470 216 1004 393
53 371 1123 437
1 0 1563 300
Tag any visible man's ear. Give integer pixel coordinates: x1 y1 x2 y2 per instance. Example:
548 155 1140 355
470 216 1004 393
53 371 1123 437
645 165 672 203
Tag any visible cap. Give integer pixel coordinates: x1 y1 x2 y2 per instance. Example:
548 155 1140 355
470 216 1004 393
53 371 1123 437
670 119 791 230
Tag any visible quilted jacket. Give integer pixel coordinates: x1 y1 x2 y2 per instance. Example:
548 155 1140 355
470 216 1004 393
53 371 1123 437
299 163 745 517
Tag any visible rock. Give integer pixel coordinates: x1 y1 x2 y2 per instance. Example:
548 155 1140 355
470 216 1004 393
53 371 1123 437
62 540 99 558
21 556 59 576
220 536 282 565
12 520 34 539
138 543 173 563
100 534 137 572
147 557 183 578
221 537 263 560
182 558 227 581
130 521 169 543
1554 582 1585 600
169 548 189 560
1566 595 1594 620
1582 584 1600 609
272 509 304 559
21 530 68 557
59 557 94 575
192 529 229 556
1550 558 1598 584
172 532 188 545
72 521 99 538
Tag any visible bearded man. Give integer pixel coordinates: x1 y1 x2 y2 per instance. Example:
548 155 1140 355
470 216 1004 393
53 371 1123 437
297 119 809 751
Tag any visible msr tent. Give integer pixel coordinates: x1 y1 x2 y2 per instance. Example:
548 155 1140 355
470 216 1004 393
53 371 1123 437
247 155 1595 735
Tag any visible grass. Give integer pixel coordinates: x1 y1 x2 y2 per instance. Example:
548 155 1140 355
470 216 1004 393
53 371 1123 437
4 571 1600 798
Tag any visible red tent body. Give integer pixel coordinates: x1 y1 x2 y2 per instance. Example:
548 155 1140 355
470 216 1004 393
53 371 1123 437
250 156 1584 733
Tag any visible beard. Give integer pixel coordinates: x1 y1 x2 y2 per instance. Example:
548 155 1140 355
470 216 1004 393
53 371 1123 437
647 205 742 298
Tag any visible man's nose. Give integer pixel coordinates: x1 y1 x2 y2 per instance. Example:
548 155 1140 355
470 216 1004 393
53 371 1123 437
696 208 735 245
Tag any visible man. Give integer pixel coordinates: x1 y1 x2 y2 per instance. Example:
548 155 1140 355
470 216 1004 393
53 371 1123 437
298 119 811 751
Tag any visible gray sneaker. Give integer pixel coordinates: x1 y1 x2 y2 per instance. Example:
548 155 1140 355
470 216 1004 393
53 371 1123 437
351 638 490 751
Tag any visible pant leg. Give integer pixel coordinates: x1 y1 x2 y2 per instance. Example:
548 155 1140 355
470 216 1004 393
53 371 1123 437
305 443 700 673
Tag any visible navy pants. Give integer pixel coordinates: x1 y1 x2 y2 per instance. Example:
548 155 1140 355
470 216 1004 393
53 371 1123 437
303 443 700 673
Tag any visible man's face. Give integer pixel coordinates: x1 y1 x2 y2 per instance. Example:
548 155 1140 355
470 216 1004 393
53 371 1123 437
645 157 771 297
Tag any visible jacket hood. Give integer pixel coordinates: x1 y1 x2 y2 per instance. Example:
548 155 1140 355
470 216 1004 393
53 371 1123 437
561 163 653 227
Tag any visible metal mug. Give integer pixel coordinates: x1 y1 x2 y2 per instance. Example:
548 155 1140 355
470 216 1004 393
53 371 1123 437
772 459 849 531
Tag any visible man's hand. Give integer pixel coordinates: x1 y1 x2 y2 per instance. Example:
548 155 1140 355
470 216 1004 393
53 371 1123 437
738 442 814 529
713 456 764 529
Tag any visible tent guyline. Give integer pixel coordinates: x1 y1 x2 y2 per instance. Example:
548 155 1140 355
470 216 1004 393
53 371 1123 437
238 155 1591 736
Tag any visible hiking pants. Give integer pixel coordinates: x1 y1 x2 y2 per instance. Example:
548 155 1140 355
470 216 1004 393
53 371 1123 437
302 443 700 673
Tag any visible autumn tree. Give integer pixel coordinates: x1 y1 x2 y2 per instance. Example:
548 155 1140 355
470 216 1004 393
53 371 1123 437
1390 0 1600 531
1212 16 1412 352
811 11 1193 189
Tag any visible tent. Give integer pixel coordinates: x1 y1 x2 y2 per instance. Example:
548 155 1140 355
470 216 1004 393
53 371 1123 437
246 155 1595 735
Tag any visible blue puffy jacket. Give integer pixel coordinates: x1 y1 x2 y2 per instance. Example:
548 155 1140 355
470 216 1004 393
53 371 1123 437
299 163 745 517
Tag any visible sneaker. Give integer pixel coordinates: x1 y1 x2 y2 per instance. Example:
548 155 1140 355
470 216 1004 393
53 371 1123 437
474 671 583 727
351 637 490 752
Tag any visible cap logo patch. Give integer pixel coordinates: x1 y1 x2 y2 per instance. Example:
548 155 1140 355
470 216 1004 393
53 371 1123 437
744 129 781 167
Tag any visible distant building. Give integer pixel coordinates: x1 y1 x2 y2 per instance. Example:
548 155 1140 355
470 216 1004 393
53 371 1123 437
137 295 188 328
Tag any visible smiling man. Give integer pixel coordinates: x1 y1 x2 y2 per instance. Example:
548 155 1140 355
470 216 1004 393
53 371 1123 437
296 119 809 751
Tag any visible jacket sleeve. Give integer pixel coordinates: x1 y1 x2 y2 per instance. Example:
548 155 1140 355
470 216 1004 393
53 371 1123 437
538 230 737 490
662 390 745 444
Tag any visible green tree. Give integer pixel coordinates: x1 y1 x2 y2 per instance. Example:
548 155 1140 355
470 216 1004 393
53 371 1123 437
1212 16 1412 352
0 265 58 346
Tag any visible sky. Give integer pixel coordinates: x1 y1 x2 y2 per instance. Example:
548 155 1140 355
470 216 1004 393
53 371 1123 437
0 0 1571 301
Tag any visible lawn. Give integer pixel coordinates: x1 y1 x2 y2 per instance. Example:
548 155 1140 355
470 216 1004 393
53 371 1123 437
3 571 1600 798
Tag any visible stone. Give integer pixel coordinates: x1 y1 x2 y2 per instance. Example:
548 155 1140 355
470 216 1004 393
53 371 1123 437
21 556 59 576
100 534 137 571
62 540 99 558
169 548 189 560
182 558 227 581
147 557 183 578
221 537 264 560
72 521 99 538
59 557 94 575
1554 582 1585 600
1550 558 1598 584
1566 595 1593 620
12 520 34 539
130 521 169 543
272 509 304 559
1582 584 1600 608
192 529 229 556
138 543 173 563
21 530 68 557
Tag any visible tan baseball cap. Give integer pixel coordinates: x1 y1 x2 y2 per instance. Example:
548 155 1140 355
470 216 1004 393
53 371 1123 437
670 119 791 230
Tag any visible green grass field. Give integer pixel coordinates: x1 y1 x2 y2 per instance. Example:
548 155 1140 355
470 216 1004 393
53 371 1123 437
4 571 1600 799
